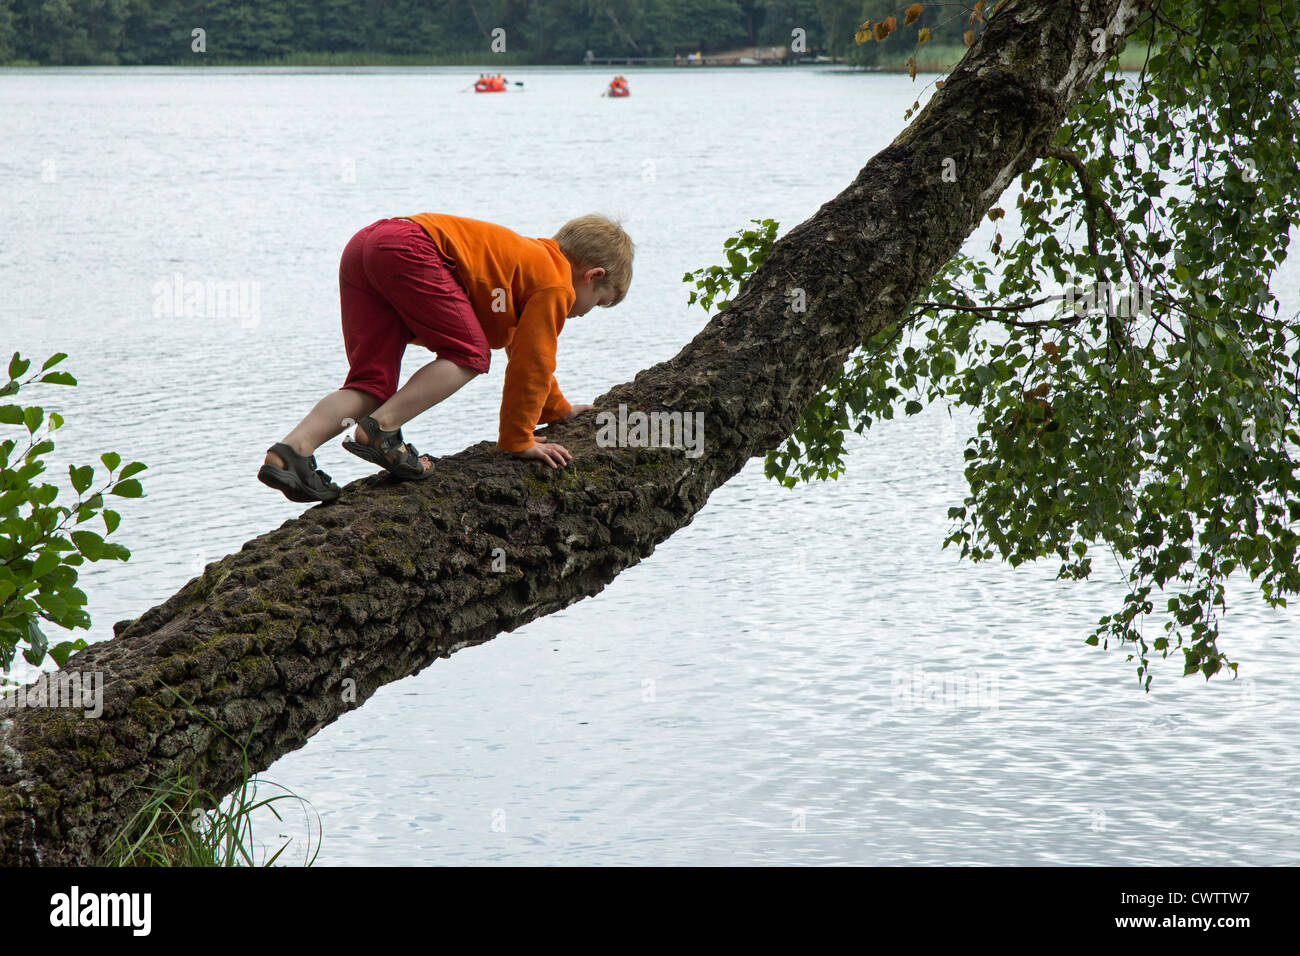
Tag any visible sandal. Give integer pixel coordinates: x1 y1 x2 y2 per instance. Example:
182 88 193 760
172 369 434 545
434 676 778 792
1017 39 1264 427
258 443 342 502
341 416 435 480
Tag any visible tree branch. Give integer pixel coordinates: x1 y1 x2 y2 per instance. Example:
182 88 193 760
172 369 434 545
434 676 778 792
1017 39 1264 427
0 0 1154 866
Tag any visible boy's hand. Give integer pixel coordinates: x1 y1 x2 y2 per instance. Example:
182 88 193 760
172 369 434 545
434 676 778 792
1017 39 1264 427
515 436 572 469
511 406 590 467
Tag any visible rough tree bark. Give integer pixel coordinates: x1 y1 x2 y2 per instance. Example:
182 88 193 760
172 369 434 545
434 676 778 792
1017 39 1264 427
0 0 1151 864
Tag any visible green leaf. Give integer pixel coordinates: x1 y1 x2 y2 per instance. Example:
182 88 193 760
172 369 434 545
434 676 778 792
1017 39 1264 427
118 462 147 480
30 550 59 579
0 404 24 425
70 530 104 559
39 371 77 386
98 542 130 561
49 638 88 667
22 615 48 666
101 452 121 472
110 478 144 498
23 406 43 434
40 353 68 372
8 353 30 381
69 464 93 494
103 509 121 534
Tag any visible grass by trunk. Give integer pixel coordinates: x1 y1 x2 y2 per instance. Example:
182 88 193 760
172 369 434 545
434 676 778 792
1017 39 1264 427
104 697 321 866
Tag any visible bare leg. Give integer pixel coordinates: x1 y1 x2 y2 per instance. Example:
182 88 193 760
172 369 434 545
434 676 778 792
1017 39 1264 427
367 358 478 432
264 388 379 469
346 359 479 471
266 360 478 473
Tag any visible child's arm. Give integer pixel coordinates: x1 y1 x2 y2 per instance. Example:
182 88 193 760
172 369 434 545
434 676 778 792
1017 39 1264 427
534 372 572 425
499 287 574 465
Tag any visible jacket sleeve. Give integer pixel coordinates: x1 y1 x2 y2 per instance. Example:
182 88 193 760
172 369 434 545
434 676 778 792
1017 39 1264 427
537 371 572 425
498 287 571 452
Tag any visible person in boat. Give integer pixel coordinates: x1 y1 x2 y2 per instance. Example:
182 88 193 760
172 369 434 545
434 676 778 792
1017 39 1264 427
258 214 635 500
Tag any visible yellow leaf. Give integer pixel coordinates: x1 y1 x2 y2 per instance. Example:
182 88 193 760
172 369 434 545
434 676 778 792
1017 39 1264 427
963 29 974 47
856 20 873 44
918 26 930 45
908 56 916 80
974 0 985 24
904 3 923 26
992 0 1007 16
874 16 896 41
935 79 945 89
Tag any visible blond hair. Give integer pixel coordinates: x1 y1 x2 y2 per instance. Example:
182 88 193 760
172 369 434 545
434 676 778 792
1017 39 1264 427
553 214 635 305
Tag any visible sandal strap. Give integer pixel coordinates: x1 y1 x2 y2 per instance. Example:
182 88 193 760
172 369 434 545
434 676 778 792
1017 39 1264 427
357 417 422 471
269 442 311 471
268 441 298 460
269 442 337 491
269 442 316 471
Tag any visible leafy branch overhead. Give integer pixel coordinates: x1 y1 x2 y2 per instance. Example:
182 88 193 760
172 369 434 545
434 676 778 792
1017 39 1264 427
710 0 1300 691
0 352 146 680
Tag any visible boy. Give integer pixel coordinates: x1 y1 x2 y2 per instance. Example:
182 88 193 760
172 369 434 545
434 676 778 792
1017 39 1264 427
258 213 634 503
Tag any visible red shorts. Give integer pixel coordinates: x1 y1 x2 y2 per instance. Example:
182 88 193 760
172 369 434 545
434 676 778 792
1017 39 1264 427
339 217 490 403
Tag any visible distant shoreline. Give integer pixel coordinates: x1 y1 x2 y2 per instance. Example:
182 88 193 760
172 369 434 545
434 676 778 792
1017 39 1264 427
0 43 1153 73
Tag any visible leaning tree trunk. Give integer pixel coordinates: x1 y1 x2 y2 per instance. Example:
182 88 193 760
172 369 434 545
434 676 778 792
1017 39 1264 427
0 0 1151 865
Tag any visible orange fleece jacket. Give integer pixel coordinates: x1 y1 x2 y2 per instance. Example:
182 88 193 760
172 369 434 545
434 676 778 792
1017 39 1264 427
401 213 576 452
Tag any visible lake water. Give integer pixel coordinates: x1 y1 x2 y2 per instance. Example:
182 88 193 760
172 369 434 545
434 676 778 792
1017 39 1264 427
2 66 1297 866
